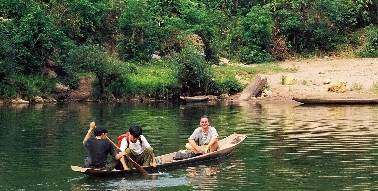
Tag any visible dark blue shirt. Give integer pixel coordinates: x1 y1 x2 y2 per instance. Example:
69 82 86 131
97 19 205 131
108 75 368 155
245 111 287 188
84 138 117 166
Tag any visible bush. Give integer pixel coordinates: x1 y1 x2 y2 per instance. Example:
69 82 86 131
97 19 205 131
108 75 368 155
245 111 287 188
0 82 18 98
170 46 214 96
0 30 17 80
65 45 136 99
209 75 244 95
357 25 378 58
5 75 56 99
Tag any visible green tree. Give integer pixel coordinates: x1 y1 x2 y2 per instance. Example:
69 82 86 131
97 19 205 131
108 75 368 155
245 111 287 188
65 45 133 99
239 5 274 63
179 0 223 63
118 0 161 61
0 30 18 97
49 0 110 44
0 1 73 97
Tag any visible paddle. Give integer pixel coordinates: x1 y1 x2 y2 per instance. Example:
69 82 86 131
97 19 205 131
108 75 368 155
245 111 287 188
106 136 148 174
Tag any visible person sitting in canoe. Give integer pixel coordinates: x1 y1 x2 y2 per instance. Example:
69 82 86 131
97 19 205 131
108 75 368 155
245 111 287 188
185 115 219 155
83 122 127 171
119 125 157 170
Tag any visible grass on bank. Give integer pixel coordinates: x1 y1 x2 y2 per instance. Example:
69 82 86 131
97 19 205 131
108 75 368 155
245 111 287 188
127 62 180 98
371 82 378 94
124 60 284 99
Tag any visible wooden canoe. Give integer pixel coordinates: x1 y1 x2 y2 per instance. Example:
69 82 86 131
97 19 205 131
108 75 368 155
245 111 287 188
71 133 247 176
180 96 209 103
293 97 378 104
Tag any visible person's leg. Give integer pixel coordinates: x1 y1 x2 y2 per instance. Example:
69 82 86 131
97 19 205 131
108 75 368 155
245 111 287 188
185 143 199 154
113 159 124 170
209 139 219 152
120 156 129 170
133 148 152 166
83 156 91 167
143 147 154 166
105 158 118 171
124 148 137 169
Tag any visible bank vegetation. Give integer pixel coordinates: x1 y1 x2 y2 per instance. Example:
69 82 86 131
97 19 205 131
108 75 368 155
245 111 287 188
0 0 377 103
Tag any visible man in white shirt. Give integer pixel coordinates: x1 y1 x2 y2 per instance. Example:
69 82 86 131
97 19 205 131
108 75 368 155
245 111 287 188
119 125 156 169
185 115 219 155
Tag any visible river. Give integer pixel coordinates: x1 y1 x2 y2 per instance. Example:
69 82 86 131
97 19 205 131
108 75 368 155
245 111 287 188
1 100 378 190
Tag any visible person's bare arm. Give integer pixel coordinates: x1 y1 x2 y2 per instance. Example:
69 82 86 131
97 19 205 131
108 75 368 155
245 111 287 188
83 122 96 144
114 151 126 160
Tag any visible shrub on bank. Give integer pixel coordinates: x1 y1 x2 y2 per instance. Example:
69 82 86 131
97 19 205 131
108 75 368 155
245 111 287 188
111 53 246 100
357 25 378 58
210 75 245 96
169 46 214 96
0 75 57 99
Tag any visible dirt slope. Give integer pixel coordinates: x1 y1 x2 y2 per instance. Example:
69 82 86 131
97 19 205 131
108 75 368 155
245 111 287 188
257 58 378 100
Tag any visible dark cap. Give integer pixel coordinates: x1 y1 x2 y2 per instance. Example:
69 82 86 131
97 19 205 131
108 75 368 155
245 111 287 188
93 126 108 136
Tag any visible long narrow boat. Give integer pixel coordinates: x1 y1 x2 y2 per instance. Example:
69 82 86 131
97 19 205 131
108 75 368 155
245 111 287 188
293 97 378 104
180 96 209 103
71 133 247 176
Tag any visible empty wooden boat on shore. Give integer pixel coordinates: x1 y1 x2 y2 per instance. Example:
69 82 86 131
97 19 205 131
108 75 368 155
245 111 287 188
180 96 209 103
293 97 378 104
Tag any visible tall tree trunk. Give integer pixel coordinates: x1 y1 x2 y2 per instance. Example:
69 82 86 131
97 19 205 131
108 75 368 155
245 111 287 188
198 31 217 62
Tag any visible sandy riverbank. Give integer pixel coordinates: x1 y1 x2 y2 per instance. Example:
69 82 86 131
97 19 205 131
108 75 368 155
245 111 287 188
254 58 378 101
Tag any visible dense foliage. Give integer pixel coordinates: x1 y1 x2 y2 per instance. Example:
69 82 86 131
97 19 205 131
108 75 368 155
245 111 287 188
171 46 214 96
0 0 377 100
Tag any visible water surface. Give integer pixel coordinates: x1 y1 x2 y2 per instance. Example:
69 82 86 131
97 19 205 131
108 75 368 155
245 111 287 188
1 101 378 190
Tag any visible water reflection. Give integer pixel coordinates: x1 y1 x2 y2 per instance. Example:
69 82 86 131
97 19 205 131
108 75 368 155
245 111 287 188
70 173 193 190
186 165 218 190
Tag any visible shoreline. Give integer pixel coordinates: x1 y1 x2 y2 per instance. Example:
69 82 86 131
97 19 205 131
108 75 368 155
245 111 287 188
2 58 378 105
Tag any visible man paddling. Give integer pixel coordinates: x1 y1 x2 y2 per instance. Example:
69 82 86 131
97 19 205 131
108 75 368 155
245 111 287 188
83 122 127 171
119 125 157 169
185 115 219 154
